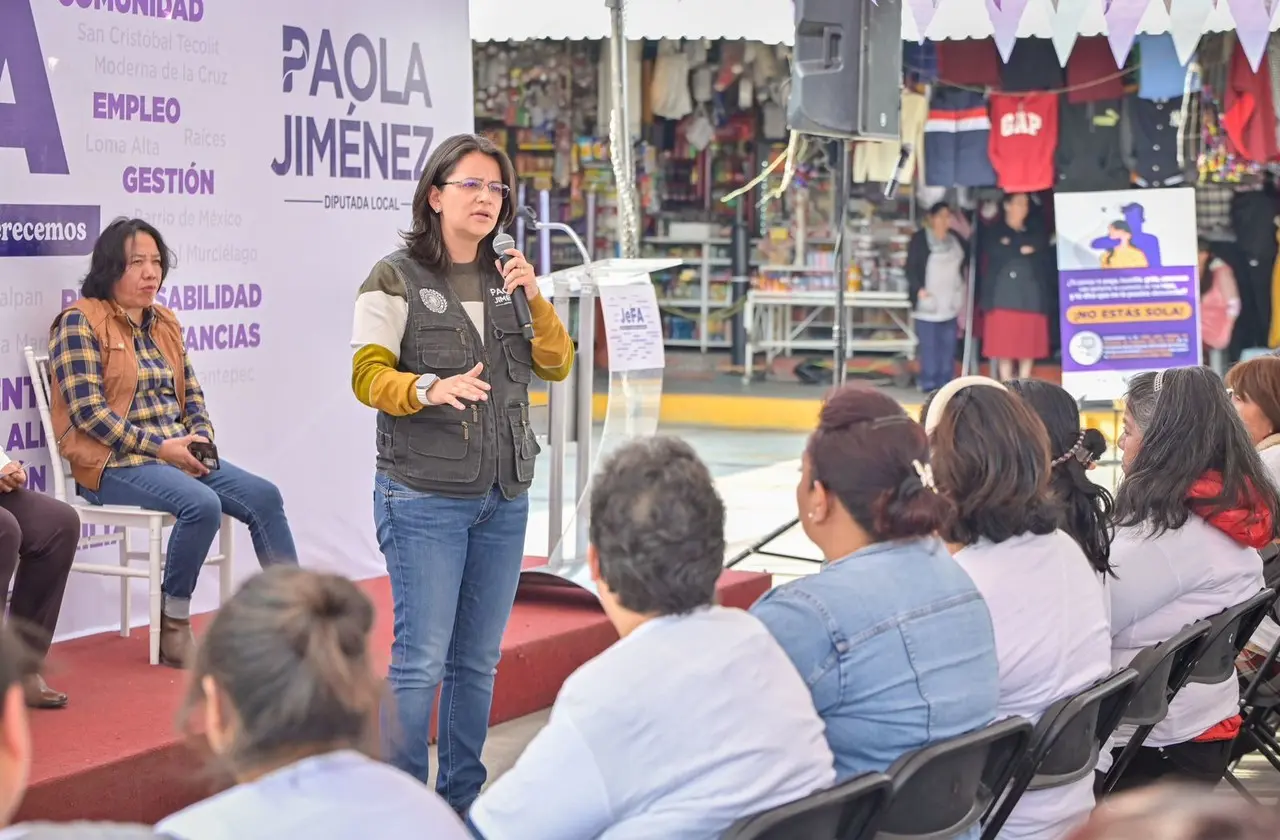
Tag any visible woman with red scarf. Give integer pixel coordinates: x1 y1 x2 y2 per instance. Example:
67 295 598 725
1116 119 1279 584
1104 366 1280 791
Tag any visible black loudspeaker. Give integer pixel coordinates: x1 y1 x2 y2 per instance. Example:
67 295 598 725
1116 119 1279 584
788 0 903 141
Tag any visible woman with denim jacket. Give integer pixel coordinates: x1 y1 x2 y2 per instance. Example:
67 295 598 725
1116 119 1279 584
751 386 1001 795
926 377 1112 840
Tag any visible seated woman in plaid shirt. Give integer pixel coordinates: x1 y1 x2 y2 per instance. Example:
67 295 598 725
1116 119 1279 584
47 218 298 668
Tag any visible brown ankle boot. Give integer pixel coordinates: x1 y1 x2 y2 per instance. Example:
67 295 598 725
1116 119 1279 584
159 615 195 669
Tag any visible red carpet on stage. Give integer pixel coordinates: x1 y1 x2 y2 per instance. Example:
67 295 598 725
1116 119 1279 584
16 565 772 825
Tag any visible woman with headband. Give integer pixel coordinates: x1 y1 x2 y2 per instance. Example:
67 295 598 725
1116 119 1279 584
1103 367 1276 791
752 385 1000 791
926 377 1111 840
1005 379 1114 578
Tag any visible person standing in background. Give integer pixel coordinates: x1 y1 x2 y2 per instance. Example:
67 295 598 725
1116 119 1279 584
979 193 1052 381
350 133 573 814
907 201 969 392
1199 240 1240 374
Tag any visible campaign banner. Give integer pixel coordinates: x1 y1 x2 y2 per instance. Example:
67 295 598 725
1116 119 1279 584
1054 188 1201 402
1 0 473 639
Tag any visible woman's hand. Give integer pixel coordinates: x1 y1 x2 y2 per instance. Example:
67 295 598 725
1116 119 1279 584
496 248 541 301
0 462 26 494
426 363 491 410
159 435 210 477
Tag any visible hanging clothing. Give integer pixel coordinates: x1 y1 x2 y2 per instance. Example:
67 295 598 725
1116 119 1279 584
650 41 693 121
1067 37 1127 104
1000 38 1065 92
1224 41 1280 164
1201 257 1241 351
988 93 1060 192
1056 100 1131 192
936 38 1001 87
924 87 997 187
1137 34 1194 101
853 90 928 184
1122 96 1187 187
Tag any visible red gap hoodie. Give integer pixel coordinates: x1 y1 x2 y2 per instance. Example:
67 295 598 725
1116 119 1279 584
988 92 1060 193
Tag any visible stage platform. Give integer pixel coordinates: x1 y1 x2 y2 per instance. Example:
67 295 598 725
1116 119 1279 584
16 565 772 825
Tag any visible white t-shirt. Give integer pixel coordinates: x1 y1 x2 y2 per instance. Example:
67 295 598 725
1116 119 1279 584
156 750 467 840
955 530 1113 840
1106 516 1264 750
468 606 836 840
1250 445 1280 653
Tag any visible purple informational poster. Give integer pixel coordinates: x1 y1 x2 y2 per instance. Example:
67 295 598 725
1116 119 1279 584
1053 188 1201 402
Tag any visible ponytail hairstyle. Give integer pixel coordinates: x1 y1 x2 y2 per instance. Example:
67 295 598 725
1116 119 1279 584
807 384 954 541
1006 379 1115 575
181 567 382 774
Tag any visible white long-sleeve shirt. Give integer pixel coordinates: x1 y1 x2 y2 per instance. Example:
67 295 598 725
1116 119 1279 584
1106 516 1264 752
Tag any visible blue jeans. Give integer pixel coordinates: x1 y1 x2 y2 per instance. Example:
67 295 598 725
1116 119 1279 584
374 474 528 810
916 318 958 392
80 460 297 615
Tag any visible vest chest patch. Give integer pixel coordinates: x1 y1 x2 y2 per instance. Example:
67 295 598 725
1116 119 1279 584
488 287 512 307
419 288 448 314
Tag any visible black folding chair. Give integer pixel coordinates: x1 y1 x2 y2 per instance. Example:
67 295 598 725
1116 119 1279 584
1183 589 1277 686
875 717 1033 839
719 772 892 840
1225 629 1280 801
980 669 1138 840
1099 619 1212 795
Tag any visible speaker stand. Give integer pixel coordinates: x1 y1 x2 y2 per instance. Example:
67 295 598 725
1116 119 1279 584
833 140 851 388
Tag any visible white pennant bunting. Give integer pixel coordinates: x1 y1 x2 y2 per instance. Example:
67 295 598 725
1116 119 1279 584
1051 0 1092 64
904 0 939 42
1226 0 1274 72
986 0 1032 61
1167 0 1212 64
1103 0 1151 66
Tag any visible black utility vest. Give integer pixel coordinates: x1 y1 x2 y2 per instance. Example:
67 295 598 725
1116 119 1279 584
374 249 540 500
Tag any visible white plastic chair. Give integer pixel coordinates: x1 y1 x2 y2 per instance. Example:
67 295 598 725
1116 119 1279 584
24 346 233 665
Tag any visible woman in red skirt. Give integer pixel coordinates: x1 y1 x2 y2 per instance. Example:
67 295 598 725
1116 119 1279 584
978 192 1052 380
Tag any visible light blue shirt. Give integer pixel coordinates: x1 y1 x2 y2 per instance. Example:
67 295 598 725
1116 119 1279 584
155 750 467 840
468 606 835 840
1137 34 1193 101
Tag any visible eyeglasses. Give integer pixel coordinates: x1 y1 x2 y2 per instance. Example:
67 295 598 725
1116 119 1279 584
442 178 510 198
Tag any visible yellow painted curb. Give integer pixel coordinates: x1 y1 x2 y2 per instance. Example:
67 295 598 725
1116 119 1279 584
531 390 1125 438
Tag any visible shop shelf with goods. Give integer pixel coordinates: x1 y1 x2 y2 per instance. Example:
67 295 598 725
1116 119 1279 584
641 228 746 351
744 182 919 382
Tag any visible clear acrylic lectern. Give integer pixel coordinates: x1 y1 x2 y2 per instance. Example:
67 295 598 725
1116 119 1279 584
521 258 681 596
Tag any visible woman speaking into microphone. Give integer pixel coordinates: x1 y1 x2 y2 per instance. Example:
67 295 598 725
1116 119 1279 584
349 133 574 810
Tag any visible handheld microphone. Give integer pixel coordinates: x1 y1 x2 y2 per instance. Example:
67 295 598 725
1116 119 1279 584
883 144 913 200
493 232 535 340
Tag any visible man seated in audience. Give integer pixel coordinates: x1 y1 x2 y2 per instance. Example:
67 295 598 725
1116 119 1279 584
466 437 836 840
0 626 159 838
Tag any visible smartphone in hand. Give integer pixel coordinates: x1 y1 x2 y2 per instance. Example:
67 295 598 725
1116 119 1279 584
188 440 220 471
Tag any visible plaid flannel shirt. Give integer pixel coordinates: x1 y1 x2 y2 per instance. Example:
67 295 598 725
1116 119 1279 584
49 307 213 468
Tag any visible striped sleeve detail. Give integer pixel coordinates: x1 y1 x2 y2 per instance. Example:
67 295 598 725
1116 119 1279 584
351 344 423 416
351 261 409 355
529 295 575 383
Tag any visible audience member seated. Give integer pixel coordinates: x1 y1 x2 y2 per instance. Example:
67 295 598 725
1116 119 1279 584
466 437 835 840
47 218 298 668
155 566 467 839
751 385 1000 786
1225 356 1280 678
0 455 79 710
1005 380 1114 580
1066 783 1277 840
1104 367 1276 791
0 625 159 838
926 377 1112 840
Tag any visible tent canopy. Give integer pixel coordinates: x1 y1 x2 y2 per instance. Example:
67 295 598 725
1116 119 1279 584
468 0 1271 44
